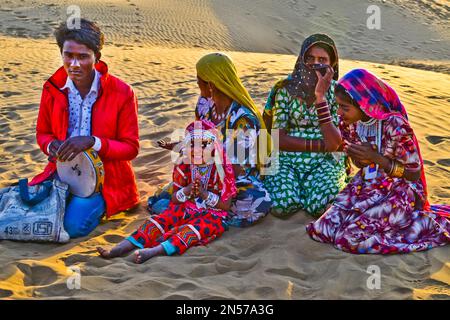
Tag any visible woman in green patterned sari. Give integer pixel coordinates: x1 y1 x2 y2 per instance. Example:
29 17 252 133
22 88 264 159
263 34 348 218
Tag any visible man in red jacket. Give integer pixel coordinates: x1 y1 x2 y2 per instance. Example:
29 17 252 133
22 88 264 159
30 19 140 238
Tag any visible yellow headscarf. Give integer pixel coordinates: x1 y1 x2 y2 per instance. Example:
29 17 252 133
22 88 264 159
196 53 272 167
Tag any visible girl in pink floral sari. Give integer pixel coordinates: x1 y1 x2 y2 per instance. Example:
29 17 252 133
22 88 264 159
306 69 450 254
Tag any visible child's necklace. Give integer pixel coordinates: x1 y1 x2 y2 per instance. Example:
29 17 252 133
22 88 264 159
191 164 213 189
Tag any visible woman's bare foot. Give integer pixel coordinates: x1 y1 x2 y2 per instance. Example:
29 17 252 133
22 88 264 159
97 239 136 259
134 245 165 264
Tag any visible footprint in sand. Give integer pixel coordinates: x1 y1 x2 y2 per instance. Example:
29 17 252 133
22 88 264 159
62 253 91 266
103 234 124 243
426 136 448 145
144 101 163 109
33 282 75 298
0 289 13 298
153 116 169 126
176 282 198 291
16 263 58 287
215 257 259 274
437 159 450 167
175 88 189 95
254 286 277 298
0 123 11 135
427 95 448 100
430 294 450 300
6 110 20 121
0 91 21 98
238 241 271 258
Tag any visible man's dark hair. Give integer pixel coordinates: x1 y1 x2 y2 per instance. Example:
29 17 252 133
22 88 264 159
54 18 104 54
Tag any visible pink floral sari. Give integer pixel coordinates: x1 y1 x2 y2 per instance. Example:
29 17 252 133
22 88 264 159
306 69 450 254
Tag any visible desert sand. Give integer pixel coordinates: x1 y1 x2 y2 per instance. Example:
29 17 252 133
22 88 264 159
0 0 449 299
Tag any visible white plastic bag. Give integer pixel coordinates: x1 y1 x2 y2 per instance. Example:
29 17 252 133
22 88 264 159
0 179 70 243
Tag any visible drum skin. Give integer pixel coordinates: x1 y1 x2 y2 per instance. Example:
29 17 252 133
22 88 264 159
56 148 105 198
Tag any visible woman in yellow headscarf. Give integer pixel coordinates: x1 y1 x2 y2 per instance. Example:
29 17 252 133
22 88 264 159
195 52 272 227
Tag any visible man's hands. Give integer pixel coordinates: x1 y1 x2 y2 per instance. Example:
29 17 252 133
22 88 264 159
48 140 64 158
52 136 96 161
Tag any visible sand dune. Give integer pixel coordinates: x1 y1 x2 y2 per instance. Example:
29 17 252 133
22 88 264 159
0 0 449 300
0 0 448 71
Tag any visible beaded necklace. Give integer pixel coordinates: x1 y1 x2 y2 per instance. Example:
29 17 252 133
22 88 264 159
356 118 383 180
190 164 213 189
356 117 379 143
211 104 228 123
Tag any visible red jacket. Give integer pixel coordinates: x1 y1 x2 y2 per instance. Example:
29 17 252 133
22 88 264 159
30 61 140 218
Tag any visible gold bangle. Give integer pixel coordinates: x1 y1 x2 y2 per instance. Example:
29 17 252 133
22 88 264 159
397 163 405 177
388 160 395 175
391 161 405 177
392 162 399 177
304 138 307 151
309 139 313 151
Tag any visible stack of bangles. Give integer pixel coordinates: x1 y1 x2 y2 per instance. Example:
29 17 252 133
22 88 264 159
388 159 405 178
176 188 219 207
205 191 219 207
316 101 332 125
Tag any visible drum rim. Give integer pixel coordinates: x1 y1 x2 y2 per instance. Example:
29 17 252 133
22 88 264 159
56 149 103 197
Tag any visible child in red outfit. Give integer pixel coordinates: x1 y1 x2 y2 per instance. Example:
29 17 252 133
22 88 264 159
97 120 237 263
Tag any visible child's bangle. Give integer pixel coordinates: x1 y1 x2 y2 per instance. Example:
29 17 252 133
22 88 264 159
176 188 188 202
205 191 219 207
